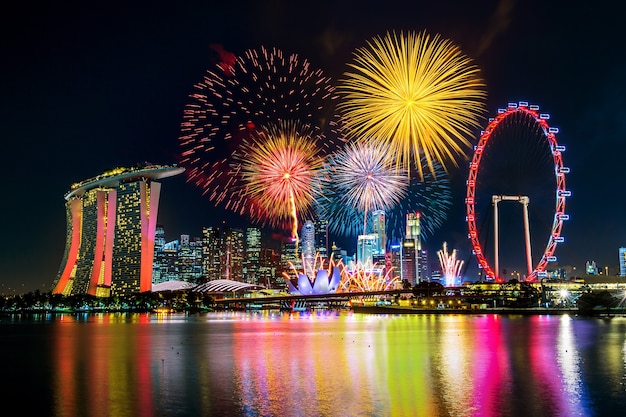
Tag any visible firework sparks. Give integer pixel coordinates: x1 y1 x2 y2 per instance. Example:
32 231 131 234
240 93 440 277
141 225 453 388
318 141 408 234
179 45 338 211
337 30 486 179
339 262 399 292
234 121 325 244
317 156 451 241
437 242 464 287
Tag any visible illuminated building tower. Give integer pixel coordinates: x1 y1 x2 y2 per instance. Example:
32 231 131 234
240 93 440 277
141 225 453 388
357 233 379 267
314 218 329 260
281 237 299 286
259 248 280 288
202 226 222 281
585 260 598 275
178 235 203 282
301 220 315 272
52 164 184 297
401 238 417 285
372 210 386 259
244 227 262 285
389 243 402 280
223 227 245 281
152 225 166 283
157 240 179 282
620 248 626 277
418 249 429 281
402 212 423 284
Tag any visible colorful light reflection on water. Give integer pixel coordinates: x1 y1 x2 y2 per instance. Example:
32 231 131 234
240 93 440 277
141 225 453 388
3 312 626 416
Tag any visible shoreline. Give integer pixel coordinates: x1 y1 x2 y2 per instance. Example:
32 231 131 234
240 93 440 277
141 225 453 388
351 305 624 316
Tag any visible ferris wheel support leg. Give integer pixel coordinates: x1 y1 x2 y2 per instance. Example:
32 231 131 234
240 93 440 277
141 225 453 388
493 196 500 281
521 197 533 278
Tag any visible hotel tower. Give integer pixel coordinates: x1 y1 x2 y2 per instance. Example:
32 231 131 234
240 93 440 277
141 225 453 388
51 164 184 297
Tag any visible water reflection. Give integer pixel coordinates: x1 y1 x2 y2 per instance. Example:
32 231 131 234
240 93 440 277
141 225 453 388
35 312 626 416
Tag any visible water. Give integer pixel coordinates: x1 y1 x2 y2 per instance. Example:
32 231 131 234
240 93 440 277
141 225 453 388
1 311 625 416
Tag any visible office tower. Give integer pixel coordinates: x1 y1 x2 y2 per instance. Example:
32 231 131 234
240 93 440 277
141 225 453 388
371 210 386 256
401 238 418 285
314 218 329 260
152 225 166 283
418 249 429 281
156 239 179 282
620 248 626 277
281 237 300 286
52 164 184 297
585 260 598 275
402 212 423 284
223 226 245 281
301 220 315 273
259 248 280 288
202 226 222 281
389 243 402 280
178 235 203 282
357 233 379 267
244 227 262 285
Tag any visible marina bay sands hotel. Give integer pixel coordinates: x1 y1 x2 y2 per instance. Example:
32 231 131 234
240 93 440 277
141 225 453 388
51 164 184 297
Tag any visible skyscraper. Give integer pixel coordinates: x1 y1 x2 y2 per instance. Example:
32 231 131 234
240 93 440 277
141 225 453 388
314 218 329 260
402 212 423 284
301 220 315 272
371 210 386 257
52 164 184 297
244 227 262 285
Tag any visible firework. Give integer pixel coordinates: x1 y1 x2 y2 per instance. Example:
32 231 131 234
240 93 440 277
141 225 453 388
337 30 486 179
233 121 325 241
339 262 399 292
179 45 338 208
317 157 452 242
318 141 408 235
437 242 464 287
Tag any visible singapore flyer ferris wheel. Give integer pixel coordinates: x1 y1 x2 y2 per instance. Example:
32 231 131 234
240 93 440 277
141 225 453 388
465 101 570 282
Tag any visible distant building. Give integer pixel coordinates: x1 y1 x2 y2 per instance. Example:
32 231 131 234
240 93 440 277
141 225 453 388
178 234 203 282
620 248 626 277
244 227 262 285
586 260 598 275
357 233 379 266
401 212 423 285
371 210 386 256
301 220 316 272
51 164 183 297
202 226 222 281
314 218 329 260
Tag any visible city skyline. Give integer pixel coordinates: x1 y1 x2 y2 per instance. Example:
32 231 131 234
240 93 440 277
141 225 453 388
2 1 625 293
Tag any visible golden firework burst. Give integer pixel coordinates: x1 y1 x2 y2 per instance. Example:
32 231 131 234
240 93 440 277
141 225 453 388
337 30 487 179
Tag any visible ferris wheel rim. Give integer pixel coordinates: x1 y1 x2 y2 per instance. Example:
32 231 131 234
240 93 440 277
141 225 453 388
465 101 569 282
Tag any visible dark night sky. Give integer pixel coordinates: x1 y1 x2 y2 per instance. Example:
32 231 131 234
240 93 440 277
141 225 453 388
1 0 625 293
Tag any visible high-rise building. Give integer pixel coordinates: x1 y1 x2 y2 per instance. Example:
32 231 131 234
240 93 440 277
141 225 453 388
244 227 262 285
178 235 203 282
281 237 299 286
402 212 423 283
202 226 222 281
357 233 379 267
223 226 245 281
401 238 418 285
372 210 386 255
259 248 280 288
301 220 315 273
620 248 626 277
52 164 184 297
314 218 329 260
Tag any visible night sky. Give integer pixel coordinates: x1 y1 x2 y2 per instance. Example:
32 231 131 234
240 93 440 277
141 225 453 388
2 0 625 293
